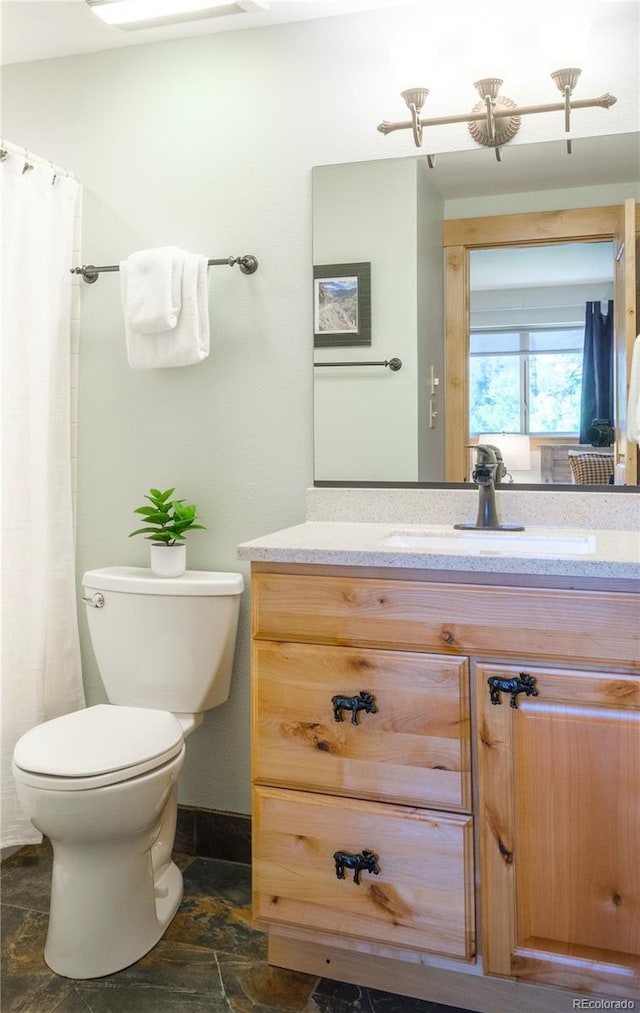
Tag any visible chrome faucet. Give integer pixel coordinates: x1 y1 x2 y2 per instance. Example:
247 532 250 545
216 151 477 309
454 444 524 532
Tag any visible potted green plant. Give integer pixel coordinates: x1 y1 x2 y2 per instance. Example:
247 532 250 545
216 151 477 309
129 486 206 577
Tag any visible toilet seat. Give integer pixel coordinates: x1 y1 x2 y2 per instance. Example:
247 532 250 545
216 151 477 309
13 704 184 791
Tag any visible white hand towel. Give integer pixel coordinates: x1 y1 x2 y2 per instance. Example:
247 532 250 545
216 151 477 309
121 246 185 335
123 253 210 369
627 334 640 444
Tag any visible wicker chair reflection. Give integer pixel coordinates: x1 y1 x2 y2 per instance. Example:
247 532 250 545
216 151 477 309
567 450 614 485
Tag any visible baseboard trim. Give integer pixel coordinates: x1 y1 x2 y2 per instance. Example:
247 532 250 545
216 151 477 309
176 805 251 865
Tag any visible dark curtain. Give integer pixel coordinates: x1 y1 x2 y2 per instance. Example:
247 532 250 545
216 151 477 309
579 300 614 444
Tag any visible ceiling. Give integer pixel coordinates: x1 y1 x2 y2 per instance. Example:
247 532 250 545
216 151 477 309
0 0 417 65
471 242 614 290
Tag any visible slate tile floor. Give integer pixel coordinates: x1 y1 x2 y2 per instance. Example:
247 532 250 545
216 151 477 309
1 841 479 1013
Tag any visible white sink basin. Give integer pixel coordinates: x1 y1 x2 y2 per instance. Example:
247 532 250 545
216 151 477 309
380 530 597 557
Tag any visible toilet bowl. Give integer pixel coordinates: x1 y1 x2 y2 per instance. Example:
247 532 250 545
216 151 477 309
12 567 243 979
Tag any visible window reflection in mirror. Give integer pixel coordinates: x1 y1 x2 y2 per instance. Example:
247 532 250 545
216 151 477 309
468 242 614 483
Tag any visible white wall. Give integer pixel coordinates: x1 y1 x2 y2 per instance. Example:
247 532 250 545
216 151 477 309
2 2 637 814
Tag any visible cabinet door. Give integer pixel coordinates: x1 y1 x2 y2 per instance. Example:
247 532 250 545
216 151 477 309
253 641 470 810
477 663 640 998
254 786 475 960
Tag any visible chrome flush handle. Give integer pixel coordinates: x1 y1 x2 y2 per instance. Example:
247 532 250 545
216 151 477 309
81 593 104 608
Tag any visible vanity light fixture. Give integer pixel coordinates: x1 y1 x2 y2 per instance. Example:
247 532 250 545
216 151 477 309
86 0 269 30
378 71 616 163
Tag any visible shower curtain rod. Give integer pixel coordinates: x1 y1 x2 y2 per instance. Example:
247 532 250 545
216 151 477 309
71 255 259 284
0 138 74 178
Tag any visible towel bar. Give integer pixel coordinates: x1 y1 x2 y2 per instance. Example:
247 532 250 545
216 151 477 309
71 254 258 284
314 358 402 371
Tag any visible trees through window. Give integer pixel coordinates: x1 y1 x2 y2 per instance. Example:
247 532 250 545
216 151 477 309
469 328 583 435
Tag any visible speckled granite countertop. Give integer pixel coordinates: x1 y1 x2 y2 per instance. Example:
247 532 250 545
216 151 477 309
238 488 640 581
238 520 639 580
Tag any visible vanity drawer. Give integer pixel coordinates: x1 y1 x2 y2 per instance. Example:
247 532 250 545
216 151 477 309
253 786 475 960
252 572 639 668
253 641 470 810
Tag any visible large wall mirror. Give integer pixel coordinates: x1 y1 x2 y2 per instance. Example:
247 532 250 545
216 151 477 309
312 132 639 489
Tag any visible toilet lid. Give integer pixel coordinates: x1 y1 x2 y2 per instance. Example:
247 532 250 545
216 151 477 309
13 705 184 779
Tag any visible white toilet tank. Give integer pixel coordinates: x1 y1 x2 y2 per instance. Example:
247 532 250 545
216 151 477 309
82 567 244 713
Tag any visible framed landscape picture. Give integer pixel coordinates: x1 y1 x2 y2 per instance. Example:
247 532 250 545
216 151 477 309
313 262 371 347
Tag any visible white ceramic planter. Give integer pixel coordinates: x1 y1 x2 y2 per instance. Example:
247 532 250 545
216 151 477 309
149 543 186 578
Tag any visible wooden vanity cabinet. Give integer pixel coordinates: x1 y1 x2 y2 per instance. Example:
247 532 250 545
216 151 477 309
250 565 640 1010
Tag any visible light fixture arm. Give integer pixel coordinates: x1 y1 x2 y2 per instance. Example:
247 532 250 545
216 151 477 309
564 85 572 131
551 67 582 130
378 93 616 139
378 69 616 157
550 67 582 154
484 95 496 146
400 88 429 147
408 100 422 147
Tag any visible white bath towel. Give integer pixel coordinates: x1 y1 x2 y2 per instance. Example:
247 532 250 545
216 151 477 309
627 334 640 444
122 253 210 369
121 246 185 335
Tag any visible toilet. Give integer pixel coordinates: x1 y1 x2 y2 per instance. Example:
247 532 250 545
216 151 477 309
11 566 244 979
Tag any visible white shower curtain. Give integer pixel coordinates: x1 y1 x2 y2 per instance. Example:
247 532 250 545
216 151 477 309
1 147 85 847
